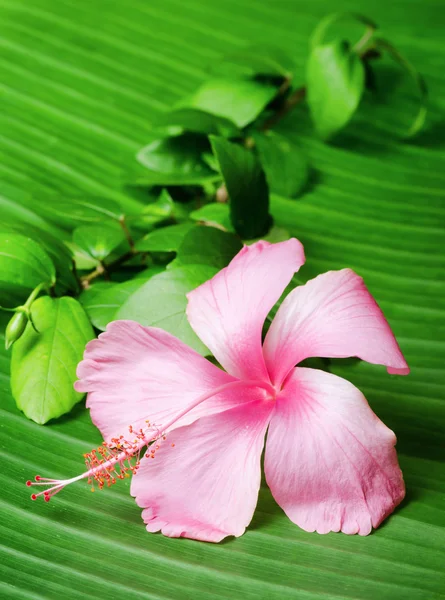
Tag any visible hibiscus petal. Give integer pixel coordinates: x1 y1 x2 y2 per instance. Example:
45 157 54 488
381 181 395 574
265 367 405 535
75 320 239 443
131 399 273 542
186 238 305 381
264 268 409 386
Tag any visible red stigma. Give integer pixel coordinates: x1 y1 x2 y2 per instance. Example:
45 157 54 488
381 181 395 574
26 480 32 487
31 494 37 500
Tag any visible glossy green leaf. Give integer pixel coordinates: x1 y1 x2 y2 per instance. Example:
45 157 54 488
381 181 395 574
0 233 56 302
10 296 94 424
180 78 279 127
172 226 242 269
1 0 444 598
135 223 195 252
307 40 365 139
210 136 272 238
253 131 309 197
218 44 295 77
136 133 214 183
72 223 127 261
154 108 241 137
116 265 217 354
80 267 164 330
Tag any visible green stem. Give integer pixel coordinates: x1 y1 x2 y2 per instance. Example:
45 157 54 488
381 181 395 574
81 250 139 289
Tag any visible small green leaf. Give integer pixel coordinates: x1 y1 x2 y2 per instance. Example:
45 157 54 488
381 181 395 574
190 203 233 231
38 197 124 228
80 267 164 331
154 108 240 137
253 131 308 198
11 296 95 424
135 223 195 252
72 223 127 261
172 226 242 270
218 44 295 78
136 134 214 182
116 265 217 355
307 40 365 139
0 233 56 302
180 78 279 127
209 136 272 239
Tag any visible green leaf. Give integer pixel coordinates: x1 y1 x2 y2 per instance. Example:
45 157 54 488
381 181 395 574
10 296 94 424
37 197 124 229
136 133 215 183
80 267 164 330
154 108 241 137
72 223 127 261
210 136 272 238
180 78 279 127
190 202 234 231
307 40 365 139
129 189 174 230
135 223 195 252
0 233 56 302
218 44 295 77
116 265 217 354
253 131 309 198
0 221 79 296
172 226 242 269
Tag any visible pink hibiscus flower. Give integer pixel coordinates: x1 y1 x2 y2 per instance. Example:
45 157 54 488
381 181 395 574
28 239 409 542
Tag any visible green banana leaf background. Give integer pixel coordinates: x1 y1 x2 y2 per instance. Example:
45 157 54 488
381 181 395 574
1 0 444 598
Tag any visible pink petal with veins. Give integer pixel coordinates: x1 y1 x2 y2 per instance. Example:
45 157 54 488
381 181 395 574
132 397 273 542
264 268 409 387
265 367 405 535
187 238 305 382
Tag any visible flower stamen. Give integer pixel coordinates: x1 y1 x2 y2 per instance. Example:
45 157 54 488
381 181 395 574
27 379 272 502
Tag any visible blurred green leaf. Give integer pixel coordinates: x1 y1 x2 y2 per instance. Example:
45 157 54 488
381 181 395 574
374 37 428 137
129 189 175 231
180 78 279 127
0 234 56 302
154 108 240 137
73 223 127 261
136 134 215 184
11 296 94 424
116 265 217 354
38 197 124 229
253 131 308 197
190 202 233 231
310 12 377 49
307 40 365 139
218 44 295 77
210 136 272 238
245 224 291 244
135 223 195 252
80 267 164 330
172 226 242 270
